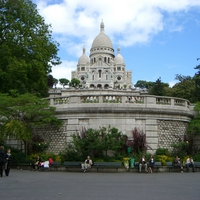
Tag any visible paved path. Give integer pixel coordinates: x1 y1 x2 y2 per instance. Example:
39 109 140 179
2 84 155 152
0 169 199 200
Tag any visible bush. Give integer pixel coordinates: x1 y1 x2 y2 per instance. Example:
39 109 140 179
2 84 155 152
171 141 188 158
155 155 173 166
155 148 170 156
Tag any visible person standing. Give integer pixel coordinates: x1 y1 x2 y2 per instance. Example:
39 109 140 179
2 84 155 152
5 149 12 176
0 146 5 177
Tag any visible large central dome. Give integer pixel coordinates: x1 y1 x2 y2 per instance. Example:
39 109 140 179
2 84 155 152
91 21 113 49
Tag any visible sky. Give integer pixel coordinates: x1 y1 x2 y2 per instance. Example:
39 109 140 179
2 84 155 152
32 0 200 87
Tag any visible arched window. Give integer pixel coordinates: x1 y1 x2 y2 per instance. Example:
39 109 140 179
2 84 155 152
98 70 102 78
104 57 107 63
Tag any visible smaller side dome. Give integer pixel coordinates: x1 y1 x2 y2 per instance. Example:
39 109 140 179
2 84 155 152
114 46 124 65
78 46 89 65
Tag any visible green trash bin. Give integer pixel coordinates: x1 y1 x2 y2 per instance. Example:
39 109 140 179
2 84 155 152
129 158 135 169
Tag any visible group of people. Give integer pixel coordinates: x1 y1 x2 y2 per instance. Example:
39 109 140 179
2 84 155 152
0 146 12 177
81 154 196 173
0 146 196 175
139 155 155 173
31 155 53 171
138 154 195 173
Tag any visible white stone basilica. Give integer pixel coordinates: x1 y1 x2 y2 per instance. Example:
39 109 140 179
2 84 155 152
71 21 132 89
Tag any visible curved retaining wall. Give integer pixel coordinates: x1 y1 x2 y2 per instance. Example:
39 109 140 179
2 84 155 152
41 89 194 154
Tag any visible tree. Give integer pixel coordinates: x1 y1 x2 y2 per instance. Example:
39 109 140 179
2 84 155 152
0 0 61 97
53 78 58 88
193 60 200 102
47 75 54 88
188 102 200 134
59 78 70 88
149 78 168 96
0 93 62 153
134 80 154 90
127 127 150 154
62 126 126 161
165 74 195 102
69 78 81 88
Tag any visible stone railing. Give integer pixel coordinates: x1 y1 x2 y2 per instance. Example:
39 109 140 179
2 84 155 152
49 94 191 110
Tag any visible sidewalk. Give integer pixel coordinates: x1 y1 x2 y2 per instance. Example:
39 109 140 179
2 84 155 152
0 169 199 200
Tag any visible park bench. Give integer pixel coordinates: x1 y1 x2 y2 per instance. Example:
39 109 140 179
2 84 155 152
93 162 122 172
50 161 62 171
12 161 32 170
166 162 183 172
194 162 200 171
63 161 81 171
153 162 162 172
135 161 161 173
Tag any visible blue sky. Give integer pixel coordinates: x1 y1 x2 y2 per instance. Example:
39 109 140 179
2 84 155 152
33 0 200 87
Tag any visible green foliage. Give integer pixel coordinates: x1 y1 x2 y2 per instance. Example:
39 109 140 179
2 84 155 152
69 78 81 88
193 153 200 162
53 78 59 88
149 77 168 96
0 93 62 153
155 148 170 156
171 141 189 159
61 126 126 161
59 78 70 88
188 102 200 134
134 80 154 90
165 74 195 103
155 155 173 166
0 0 61 97
193 62 200 102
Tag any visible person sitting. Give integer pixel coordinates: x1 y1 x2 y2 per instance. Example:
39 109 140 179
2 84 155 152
185 156 195 172
139 155 148 173
40 158 53 169
148 155 155 173
32 155 41 171
173 155 183 172
81 156 93 172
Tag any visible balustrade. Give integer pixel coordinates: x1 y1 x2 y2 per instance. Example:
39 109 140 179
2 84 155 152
50 95 190 109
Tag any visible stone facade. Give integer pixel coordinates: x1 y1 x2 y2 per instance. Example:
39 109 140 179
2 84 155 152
46 89 194 154
71 21 132 89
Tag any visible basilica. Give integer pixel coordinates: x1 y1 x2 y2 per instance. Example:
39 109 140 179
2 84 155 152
8 22 195 154
71 21 132 89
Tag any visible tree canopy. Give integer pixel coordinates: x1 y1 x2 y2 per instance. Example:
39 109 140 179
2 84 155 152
69 78 81 88
165 74 195 102
0 0 61 97
59 78 70 88
0 93 62 143
148 78 168 96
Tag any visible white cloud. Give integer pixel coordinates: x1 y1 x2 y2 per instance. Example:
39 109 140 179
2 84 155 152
34 0 200 49
51 60 76 80
33 0 200 79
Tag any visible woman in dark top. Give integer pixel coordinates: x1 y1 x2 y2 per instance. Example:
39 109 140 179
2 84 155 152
5 148 12 176
32 155 41 170
148 155 155 173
